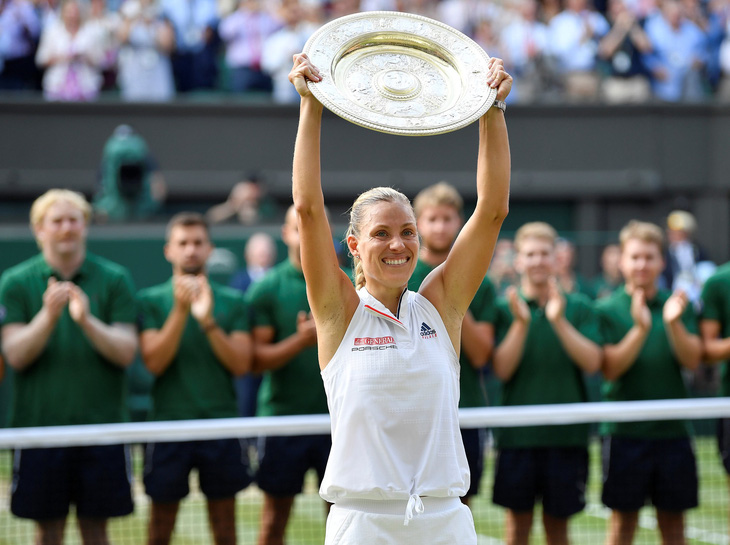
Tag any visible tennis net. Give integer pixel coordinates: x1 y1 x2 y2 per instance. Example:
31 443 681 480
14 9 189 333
0 398 728 545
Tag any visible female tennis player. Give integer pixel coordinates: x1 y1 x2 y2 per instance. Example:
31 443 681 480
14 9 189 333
288 52 512 544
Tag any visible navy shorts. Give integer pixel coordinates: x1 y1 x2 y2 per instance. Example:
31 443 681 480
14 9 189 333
11 445 133 520
492 446 588 518
461 428 486 497
601 436 698 512
256 434 331 496
717 418 730 474
144 439 252 502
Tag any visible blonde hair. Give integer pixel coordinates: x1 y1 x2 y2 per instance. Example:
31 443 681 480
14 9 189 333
514 222 557 252
619 220 664 251
412 181 463 220
346 187 414 290
666 210 697 234
31 189 91 227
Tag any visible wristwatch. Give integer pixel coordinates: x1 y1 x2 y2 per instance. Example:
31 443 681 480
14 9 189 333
491 100 507 113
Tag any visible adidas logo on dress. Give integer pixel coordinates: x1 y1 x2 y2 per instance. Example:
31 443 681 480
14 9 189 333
420 322 437 339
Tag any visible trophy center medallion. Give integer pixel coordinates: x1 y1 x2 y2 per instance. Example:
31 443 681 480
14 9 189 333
376 70 421 100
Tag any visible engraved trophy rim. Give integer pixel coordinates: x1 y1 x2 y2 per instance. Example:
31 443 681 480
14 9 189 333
302 11 497 137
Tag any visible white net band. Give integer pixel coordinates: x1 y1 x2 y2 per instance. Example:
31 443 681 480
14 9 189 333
1 397 729 449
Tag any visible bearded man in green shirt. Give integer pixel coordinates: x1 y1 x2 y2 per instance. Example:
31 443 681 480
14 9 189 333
137 212 252 545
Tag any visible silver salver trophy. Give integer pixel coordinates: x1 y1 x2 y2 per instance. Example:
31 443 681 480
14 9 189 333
303 11 498 136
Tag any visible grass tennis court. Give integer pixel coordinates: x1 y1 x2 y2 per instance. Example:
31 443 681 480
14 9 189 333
0 437 727 544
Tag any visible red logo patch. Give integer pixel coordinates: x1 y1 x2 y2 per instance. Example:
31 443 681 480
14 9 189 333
354 336 395 346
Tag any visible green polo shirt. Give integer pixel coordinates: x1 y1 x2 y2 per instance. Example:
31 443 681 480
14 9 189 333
408 259 496 408
137 278 248 421
592 277 623 300
0 253 136 427
596 287 696 439
700 262 730 396
245 259 328 416
493 291 601 448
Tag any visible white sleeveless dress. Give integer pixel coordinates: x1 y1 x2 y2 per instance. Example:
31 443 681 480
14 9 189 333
320 288 476 545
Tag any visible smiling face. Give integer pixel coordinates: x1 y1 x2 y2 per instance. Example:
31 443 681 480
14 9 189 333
515 237 556 287
619 238 664 292
348 200 419 292
34 199 88 259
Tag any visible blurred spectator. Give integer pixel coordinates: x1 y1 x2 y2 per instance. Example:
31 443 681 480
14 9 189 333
230 232 277 293
35 0 105 101
598 0 652 103
661 209 715 304
86 0 120 90
400 0 440 18
489 238 519 296
93 124 167 223
682 0 710 31
229 232 277 421
34 0 61 29
261 0 317 104
592 243 623 299
219 0 280 94
555 237 596 298
705 0 727 92
710 0 730 99
539 0 563 23
643 0 707 102
0 0 42 91
117 0 176 102
473 16 507 64
721 29 730 99
500 0 551 103
549 0 610 102
161 0 219 91
218 0 238 16
437 0 499 35
206 172 278 225
327 0 363 18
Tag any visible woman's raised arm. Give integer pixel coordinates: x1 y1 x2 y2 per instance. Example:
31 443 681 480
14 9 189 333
289 54 359 366
421 58 512 322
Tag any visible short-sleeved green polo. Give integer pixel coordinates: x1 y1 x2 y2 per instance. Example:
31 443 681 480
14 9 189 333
137 278 248 421
245 259 328 416
596 287 696 439
0 253 136 427
700 263 730 396
408 259 497 408
493 291 602 448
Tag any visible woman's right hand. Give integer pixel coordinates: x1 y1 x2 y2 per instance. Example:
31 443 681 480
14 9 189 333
288 53 322 98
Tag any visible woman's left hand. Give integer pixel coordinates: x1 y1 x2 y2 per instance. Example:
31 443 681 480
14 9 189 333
486 57 512 102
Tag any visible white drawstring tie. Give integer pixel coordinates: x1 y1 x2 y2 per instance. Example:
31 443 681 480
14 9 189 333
403 494 424 526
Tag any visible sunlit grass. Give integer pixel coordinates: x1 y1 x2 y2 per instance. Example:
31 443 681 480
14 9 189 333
0 438 726 544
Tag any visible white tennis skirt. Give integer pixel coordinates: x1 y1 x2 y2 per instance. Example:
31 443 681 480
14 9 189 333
325 497 477 545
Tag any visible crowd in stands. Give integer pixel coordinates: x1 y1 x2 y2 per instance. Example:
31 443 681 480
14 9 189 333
1 0 729 103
